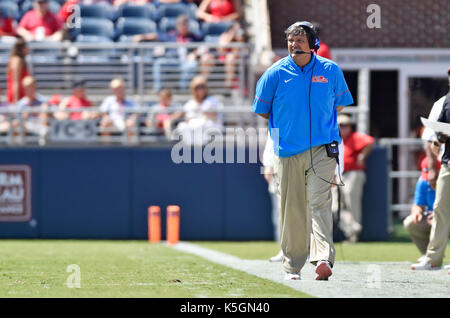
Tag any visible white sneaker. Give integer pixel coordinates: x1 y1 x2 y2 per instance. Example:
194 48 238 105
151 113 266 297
284 272 301 280
417 255 427 263
411 261 441 270
269 250 283 262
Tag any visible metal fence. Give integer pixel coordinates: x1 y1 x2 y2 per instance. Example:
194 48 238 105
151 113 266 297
379 138 428 221
0 41 252 105
0 105 262 146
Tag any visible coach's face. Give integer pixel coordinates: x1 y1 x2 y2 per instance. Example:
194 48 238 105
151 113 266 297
287 33 310 57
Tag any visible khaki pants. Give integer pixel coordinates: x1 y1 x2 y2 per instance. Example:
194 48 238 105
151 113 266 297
274 145 336 274
425 164 450 266
341 170 366 226
403 214 431 255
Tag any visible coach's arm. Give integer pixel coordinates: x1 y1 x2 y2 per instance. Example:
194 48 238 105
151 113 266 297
257 113 270 119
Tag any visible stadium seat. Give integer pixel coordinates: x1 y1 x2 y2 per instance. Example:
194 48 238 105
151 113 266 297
201 21 233 36
77 18 114 40
158 17 199 35
115 18 157 42
203 35 221 43
75 34 113 43
116 3 156 20
0 1 19 20
79 4 113 19
154 3 194 21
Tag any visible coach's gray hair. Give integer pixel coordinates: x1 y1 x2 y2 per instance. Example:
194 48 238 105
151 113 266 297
284 22 308 40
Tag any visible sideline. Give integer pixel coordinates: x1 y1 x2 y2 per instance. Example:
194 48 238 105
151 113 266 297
173 242 450 298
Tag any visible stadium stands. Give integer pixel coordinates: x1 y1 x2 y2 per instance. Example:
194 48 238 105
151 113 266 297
0 1 20 20
158 16 200 34
115 17 157 42
0 0 253 146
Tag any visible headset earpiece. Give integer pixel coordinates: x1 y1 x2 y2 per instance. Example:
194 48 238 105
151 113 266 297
298 21 320 52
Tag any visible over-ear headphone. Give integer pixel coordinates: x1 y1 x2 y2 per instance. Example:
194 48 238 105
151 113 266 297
297 21 320 52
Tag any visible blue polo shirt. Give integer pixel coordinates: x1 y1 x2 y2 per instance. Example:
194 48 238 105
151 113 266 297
253 54 354 157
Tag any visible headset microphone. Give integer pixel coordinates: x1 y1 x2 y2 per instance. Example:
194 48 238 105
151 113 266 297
294 50 312 55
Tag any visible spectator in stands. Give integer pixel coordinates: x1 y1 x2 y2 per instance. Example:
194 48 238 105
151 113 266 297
99 78 140 138
7 37 30 104
132 14 210 92
0 11 16 41
0 87 13 135
54 78 96 121
217 21 246 88
196 0 242 23
312 22 332 60
145 88 179 137
169 75 223 144
338 114 375 242
17 0 64 42
16 76 50 140
404 140 441 262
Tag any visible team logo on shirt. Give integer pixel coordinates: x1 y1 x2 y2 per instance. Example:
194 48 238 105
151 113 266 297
312 76 328 83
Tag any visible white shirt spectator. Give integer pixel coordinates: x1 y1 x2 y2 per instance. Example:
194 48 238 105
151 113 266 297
100 95 140 131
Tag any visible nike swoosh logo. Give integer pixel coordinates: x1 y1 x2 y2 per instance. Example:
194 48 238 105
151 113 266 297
284 78 293 83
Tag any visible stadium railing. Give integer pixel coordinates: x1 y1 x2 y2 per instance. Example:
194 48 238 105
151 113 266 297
379 137 428 230
0 41 252 105
0 104 261 146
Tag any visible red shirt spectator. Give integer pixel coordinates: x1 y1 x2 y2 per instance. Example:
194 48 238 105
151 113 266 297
420 156 441 181
65 95 93 120
197 0 242 22
56 79 94 121
0 17 15 37
7 38 30 104
343 131 375 171
17 0 63 42
317 42 332 60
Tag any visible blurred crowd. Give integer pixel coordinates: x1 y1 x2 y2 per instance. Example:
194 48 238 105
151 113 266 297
0 0 247 143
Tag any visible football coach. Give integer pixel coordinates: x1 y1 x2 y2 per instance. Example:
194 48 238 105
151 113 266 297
253 21 354 280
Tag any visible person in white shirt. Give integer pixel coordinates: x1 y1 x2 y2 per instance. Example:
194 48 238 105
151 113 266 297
169 75 223 145
99 78 140 138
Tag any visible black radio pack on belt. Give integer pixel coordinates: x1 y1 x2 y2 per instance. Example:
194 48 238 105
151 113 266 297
325 141 339 158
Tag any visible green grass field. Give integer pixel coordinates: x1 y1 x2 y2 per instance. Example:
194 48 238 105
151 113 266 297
0 240 310 298
0 220 448 298
1 236 449 298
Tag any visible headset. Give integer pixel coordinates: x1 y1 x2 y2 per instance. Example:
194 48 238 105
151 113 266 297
293 21 321 52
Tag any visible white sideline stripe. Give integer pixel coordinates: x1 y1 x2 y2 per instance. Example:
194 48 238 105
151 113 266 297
173 242 450 298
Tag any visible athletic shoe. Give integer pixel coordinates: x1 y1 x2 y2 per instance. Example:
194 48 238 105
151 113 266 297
444 264 450 274
269 250 283 262
411 261 441 270
284 272 301 280
417 255 427 263
315 261 332 280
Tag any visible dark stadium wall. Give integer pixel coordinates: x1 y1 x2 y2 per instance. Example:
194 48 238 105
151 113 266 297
0 146 388 241
268 0 450 49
